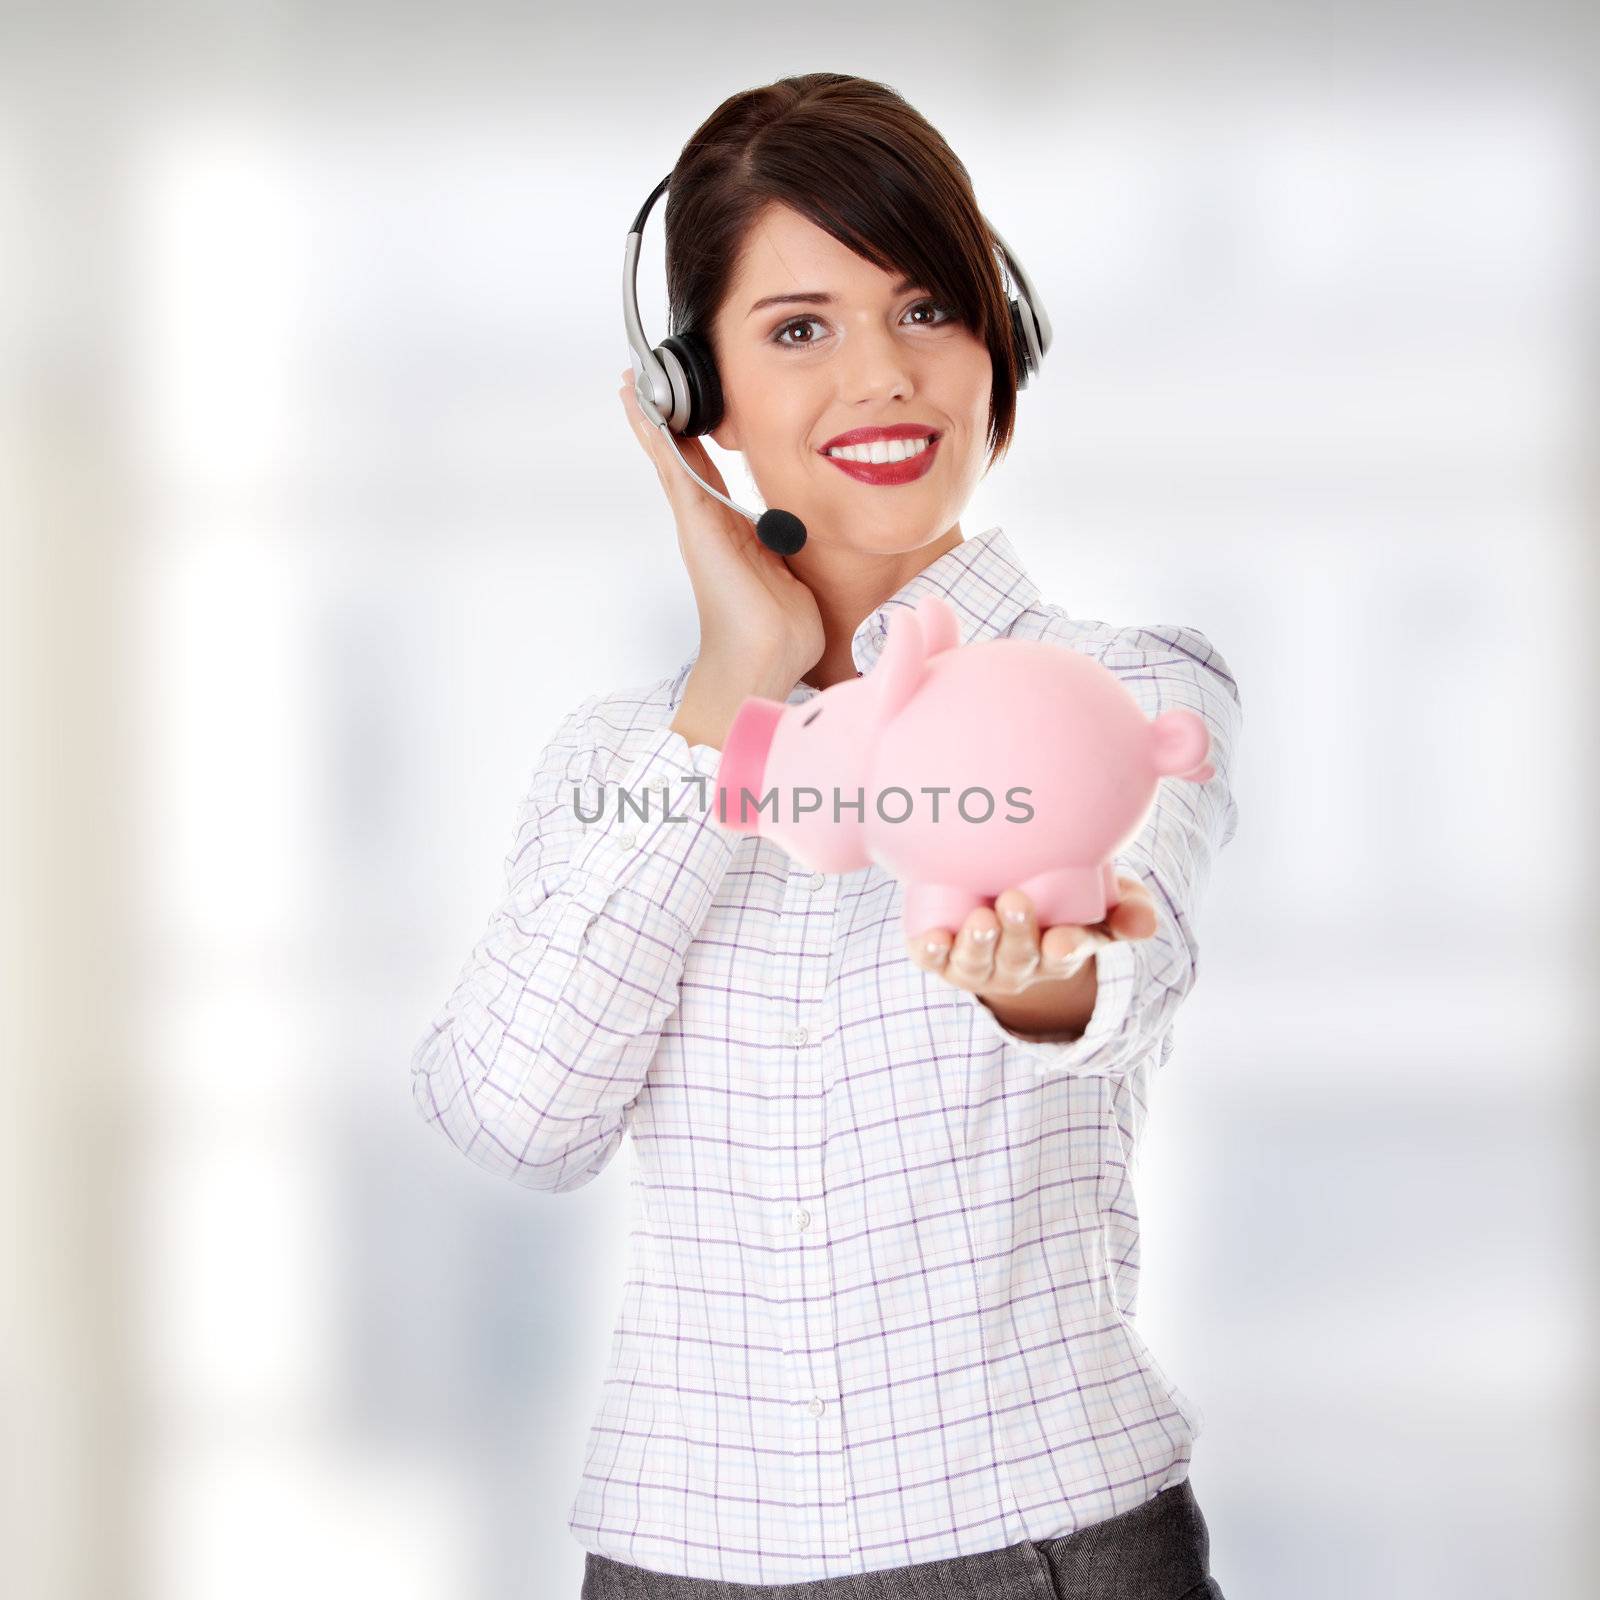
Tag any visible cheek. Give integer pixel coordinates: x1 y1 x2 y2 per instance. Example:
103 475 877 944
961 341 996 414
735 384 813 462
929 341 995 443
952 354 995 438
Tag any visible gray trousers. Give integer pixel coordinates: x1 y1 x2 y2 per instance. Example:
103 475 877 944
580 1476 1224 1599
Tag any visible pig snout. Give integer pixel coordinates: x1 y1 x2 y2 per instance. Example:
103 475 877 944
714 697 788 835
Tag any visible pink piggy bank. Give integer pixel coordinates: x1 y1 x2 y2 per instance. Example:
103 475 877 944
713 593 1215 941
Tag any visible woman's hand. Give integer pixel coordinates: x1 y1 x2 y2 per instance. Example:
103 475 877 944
618 367 823 695
907 874 1159 1008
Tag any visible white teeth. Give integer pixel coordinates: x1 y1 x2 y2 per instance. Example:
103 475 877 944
826 436 932 464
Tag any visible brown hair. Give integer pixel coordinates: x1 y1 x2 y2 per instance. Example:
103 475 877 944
665 73 1022 470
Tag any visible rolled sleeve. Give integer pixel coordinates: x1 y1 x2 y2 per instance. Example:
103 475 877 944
965 935 1143 1073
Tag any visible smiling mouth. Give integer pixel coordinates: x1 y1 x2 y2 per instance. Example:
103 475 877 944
820 433 941 486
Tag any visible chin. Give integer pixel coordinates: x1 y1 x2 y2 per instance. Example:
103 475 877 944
768 478 958 552
838 532 946 565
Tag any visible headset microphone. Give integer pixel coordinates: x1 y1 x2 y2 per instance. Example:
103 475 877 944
753 508 807 557
622 170 1051 563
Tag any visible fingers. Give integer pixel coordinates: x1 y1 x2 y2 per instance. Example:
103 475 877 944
944 905 1002 991
906 895 1041 995
905 881 1145 995
990 890 1042 988
1040 922 1104 977
904 917 992 993
619 366 665 453
619 367 696 510
996 889 1101 983
1107 871 1158 941
619 366 732 506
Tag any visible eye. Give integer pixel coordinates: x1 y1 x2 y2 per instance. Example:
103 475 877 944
802 707 822 726
769 298 959 349
772 315 826 348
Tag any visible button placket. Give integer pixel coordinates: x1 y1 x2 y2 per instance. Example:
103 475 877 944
774 849 846 1558
792 866 847 1561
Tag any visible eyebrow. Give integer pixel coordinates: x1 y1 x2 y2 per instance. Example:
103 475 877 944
746 275 921 318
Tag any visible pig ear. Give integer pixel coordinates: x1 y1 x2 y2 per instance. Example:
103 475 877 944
1149 709 1212 778
914 593 962 656
869 603 928 721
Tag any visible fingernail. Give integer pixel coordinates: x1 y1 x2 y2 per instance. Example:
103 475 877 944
1003 905 1026 924
973 926 997 943
924 941 947 958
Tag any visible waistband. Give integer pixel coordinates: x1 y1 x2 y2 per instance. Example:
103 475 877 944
580 1475 1213 1599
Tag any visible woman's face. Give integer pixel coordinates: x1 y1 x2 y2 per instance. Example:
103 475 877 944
707 202 995 552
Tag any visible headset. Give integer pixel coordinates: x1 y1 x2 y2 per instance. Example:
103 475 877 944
622 171 1052 555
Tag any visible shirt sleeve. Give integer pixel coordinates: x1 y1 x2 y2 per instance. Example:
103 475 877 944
965 625 1243 1079
410 696 740 1191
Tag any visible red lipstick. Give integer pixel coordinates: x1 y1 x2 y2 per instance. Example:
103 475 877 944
817 423 941 487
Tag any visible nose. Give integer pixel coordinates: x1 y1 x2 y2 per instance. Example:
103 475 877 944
837 312 915 406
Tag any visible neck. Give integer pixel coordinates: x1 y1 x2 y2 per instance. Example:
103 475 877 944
791 522 965 691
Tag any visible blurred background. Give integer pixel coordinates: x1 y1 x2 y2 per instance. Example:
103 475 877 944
3 4 1595 1597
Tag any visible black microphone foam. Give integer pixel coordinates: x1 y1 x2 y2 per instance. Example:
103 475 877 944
756 508 807 556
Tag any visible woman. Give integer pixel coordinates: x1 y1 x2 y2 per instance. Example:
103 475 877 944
412 73 1240 1598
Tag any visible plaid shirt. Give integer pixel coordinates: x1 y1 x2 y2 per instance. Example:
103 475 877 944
412 525 1243 1584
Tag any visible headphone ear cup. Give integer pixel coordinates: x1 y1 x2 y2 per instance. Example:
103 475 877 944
1008 298 1037 391
659 332 724 436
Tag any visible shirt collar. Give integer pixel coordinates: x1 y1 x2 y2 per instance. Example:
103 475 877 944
672 524 1042 707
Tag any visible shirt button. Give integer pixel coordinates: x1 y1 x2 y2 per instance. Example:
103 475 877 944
788 1026 809 1046
806 871 825 891
793 1207 811 1231
617 830 637 850
806 1395 825 1418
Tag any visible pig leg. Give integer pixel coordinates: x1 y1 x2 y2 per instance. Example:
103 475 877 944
1016 865 1111 929
902 882 986 943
